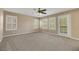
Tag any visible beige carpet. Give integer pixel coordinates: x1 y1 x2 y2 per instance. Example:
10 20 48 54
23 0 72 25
0 32 79 51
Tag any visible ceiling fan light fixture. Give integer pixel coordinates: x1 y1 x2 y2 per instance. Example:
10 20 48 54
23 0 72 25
33 8 47 17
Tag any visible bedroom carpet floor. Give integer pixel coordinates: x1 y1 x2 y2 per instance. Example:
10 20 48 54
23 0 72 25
0 32 79 51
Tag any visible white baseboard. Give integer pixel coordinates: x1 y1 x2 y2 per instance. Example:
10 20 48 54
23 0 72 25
3 31 37 38
57 34 79 40
45 32 79 40
3 32 79 40
3 33 29 38
70 37 79 40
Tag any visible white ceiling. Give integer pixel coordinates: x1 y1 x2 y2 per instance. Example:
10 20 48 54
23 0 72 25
4 8 74 17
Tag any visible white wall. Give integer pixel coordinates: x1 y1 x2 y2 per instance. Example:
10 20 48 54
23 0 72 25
3 11 35 37
0 9 3 42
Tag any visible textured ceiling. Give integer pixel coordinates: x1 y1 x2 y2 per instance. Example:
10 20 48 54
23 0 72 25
4 8 74 17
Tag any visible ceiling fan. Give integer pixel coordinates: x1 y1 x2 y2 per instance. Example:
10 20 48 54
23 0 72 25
34 8 47 14
38 8 47 14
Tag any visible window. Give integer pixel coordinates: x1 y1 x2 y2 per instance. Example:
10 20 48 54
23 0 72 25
6 15 17 31
58 15 67 33
49 17 56 31
58 14 71 37
60 16 67 33
33 19 39 29
40 18 48 30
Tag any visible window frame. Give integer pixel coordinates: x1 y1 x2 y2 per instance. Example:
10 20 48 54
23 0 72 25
6 15 17 31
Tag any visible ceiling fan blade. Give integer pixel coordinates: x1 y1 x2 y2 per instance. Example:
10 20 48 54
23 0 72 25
40 11 46 14
42 12 46 14
41 9 46 11
37 8 47 14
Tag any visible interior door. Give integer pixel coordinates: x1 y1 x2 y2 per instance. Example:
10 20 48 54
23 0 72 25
58 14 71 37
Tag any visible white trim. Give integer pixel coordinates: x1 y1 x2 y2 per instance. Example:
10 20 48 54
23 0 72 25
67 14 71 37
57 34 79 40
6 15 17 31
3 32 38 38
3 31 79 41
43 32 79 40
70 37 79 40
3 33 27 38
